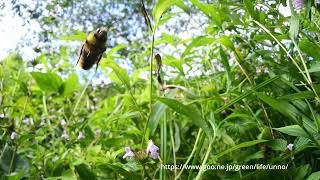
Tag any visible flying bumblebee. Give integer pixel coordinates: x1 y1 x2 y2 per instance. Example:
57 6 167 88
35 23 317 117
77 27 108 71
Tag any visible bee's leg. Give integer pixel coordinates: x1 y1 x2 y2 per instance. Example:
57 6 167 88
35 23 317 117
95 55 103 72
77 44 84 66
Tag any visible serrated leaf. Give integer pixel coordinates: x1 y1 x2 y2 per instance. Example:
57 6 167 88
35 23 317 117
267 139 288 151
274 125 309 138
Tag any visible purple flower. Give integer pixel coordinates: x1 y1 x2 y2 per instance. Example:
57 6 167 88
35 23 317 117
77 132 85 140
146 140 159 159
293 0 304 10
287 143 294 151
22 118 29 125
61 130 70 140
94 129 101 136
40 120 46 126
123 147 135 159
10 132 19 140
60 119 66 126
52 156 59 162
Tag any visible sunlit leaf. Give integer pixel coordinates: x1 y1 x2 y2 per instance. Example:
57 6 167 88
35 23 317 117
103 61 130 88
31 72 63 92
60 30 86 41
182 36 215 57
274 125 309 138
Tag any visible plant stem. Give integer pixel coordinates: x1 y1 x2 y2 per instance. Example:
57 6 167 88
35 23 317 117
195 140 213 180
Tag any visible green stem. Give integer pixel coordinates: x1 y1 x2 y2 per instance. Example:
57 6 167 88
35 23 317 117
69 72 95 122
195 140 213 180
142 28 156 147
175 129 202 180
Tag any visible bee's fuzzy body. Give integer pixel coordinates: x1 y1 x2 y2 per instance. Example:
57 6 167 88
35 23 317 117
77 27 108 71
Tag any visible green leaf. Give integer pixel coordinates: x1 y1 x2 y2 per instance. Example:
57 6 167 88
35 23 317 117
214 140 268 160
274 125 309 138
257 93 317 134
267 139 288 151
148 101 168 136
61 74 80 96
289 14 299 39
215 76 280 113
174 122 181 152
295 137 312 152
60 30 86 41
189 0 221 26
175 0 191 14
152 0 176 24
215 36 235 50
182 36 215 57
97 163 134 177
253 34 289 41
299 39 320 61
0 144 30 176
163 55 184 75
103 61 130 88
244 0 259 21
279 90 317 100
31 72 63 92
75 163 97 180
105 44 127 59
158 97 213 140
307 171 320 180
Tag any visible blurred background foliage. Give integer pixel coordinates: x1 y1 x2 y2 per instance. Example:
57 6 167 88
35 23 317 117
1 0 320 179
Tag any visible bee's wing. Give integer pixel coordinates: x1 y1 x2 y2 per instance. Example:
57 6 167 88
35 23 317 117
76 44 85 66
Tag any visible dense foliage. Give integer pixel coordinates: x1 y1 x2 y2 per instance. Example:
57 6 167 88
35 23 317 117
1 0 320 179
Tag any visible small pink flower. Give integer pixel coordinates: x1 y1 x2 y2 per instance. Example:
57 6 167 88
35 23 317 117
61 130 70 140
293 0 304 10
40 120 46 126
22 118 29 125
287 143 294 151
77 132 85 140
10 132 19 140
146 140 159 159
94 129 101 136
60 119 66 126
123 147 134 159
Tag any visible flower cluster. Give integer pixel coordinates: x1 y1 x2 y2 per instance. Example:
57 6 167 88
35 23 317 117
293 0 304 10
123 140 159 160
